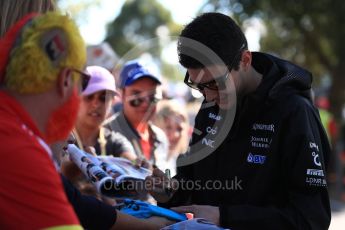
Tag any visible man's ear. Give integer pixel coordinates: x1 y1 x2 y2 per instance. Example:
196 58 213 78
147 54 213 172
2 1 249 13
57 68 72 97
241 50 252 70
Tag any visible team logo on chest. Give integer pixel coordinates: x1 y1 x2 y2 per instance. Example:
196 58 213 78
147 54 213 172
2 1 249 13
252 123 275 132
247 153 267 164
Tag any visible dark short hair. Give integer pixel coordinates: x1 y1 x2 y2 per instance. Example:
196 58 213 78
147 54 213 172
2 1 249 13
178 12 247 70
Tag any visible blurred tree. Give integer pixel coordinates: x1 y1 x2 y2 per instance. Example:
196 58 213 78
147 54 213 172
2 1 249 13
57 0 102 24
58 0 183 81
161 61 184 82
105 0 181 58
201 0 345 120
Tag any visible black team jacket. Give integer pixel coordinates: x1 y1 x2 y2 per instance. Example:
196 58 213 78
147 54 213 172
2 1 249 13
159 52 331 230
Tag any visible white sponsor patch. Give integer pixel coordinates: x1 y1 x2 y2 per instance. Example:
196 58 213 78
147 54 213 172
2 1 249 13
312 152 321 167
252 123 275 132
306 177 327 187
309 142 319 151
201 138 215 148
250 136 271 149
306 169 324 177
206 126 218 135
208 113 222 121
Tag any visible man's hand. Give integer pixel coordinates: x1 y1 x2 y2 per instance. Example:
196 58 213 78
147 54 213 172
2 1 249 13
171 205 220 226
145 167 177 203
133 157 152 170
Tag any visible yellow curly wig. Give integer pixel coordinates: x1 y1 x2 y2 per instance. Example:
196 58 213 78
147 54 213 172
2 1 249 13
4 11 86 94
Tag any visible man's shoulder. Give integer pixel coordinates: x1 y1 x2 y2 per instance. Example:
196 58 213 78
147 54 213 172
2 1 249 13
103 126 130 143
103 112 139 140
284 95 316 115
0 116 21 132
0 116 35 145
0 146 79 228
268 92 315 117
273 95 322 132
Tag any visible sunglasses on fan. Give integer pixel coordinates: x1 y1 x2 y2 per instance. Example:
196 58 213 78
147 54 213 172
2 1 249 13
68 68 90 91
127 94 160 107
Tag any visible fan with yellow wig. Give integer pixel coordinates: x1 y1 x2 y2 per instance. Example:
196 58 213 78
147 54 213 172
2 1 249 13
0 11 86 94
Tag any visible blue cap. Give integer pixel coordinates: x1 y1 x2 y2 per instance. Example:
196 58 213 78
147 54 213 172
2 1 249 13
119 60 161 88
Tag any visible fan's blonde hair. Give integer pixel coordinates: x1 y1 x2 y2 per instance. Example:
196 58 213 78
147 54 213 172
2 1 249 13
153 99 190 155
3 11 86 94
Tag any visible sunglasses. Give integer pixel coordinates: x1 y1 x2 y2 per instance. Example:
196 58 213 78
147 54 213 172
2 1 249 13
184 43 246 91
184 71 229 91
128 95 160 107
69 68 91 91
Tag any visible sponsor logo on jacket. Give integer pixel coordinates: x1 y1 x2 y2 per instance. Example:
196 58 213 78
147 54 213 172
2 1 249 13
209 113 222 121
247 153 266 164
251 136 271 149
306 177 327 187
252 123 275 132
202 138 215 148
306 169 324 177
206 126 218 135
309 141 322 167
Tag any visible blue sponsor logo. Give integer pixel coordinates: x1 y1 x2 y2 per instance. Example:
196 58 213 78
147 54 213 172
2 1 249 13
247 153 266 164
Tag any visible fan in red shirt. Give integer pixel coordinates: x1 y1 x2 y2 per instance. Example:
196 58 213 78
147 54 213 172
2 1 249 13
0 11 88 229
